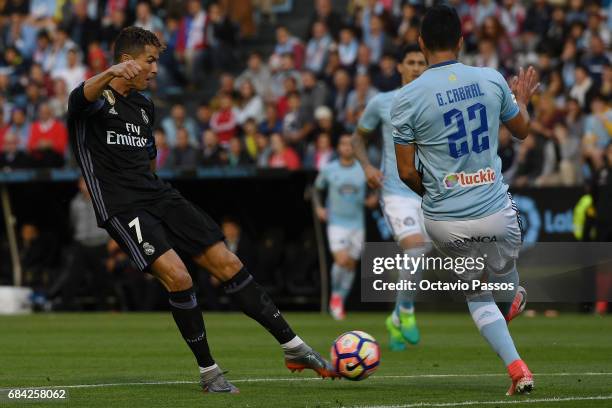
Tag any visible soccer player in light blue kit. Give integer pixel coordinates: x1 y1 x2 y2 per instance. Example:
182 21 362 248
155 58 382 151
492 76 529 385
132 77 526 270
391 6 539 396
314 134 376 320
353 45 429 351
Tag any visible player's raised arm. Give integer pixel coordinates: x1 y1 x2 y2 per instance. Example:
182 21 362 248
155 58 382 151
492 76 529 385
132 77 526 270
503 66 540 140
394 143 424 196
85 61 143 102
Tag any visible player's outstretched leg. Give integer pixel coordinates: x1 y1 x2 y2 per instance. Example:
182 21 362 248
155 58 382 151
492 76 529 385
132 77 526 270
329 252 356 320
152 251 239 393
466 290 534 395
195 242 339 378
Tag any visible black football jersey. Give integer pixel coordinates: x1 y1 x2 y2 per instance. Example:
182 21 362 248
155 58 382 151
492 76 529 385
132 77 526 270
68 82 180 226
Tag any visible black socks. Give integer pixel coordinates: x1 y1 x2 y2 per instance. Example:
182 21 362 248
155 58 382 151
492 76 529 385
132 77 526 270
223 268 296 344
168 287 215 368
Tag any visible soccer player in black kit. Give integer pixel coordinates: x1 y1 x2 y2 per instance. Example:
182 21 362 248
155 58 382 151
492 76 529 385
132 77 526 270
67 27 337 393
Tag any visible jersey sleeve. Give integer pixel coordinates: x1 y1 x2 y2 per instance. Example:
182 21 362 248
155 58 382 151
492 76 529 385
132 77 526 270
497 72 520 123
67 82 105 118
357 94 381 132
314 166 328 190
390 89 416 145
145 101 157 160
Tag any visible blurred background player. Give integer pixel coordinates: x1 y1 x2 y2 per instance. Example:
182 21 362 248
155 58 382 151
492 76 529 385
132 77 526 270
392 6 539 395
353 44 429 351
314 134 376 320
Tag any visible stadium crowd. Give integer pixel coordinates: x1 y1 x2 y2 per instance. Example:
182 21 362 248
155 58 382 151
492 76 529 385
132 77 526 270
0 0 610 186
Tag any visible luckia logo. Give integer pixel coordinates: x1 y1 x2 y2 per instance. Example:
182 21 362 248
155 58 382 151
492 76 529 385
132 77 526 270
444 168 496 189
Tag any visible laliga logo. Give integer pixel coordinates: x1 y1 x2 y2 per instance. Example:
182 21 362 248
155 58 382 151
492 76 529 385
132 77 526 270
444 168 496 189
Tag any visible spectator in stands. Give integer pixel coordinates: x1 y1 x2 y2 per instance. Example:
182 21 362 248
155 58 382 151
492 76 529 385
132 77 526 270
227 137 252 166
584 36 609 86
176 0 209 82
210 73 239 109
570 65 594 110
363 15 392 65
28 63 52 98
270 52 302 99
53 177 109 310
474 38 500 70
273 25 304 70
338 27 359 69
221 216 255 278
49 78 69 120
167 127 198 170
499 0 526 41
28 102 68 158
134 0 164 33
32 30 52 69
161 103 198 146
0 131 30 169
330 68 352 125
20 83 44 122
100 8 128 49
7 107 30 150
354 43 377 77
345 73 377 131
86 42 108 79
300 70 328 124
200 129 226 166
154 128 171 169
276 75 298 119
584 10 610 47
255 132 271 167
195 102 212 137
268 132 301 170
236 80 264 125
498 126 517 182
259 103 282 136
207 2 239 71
307 0 343 40
583 95 612 161
51 48 86 92
282 91 312 152
304 132 334 170
242 118 259 160
312 106 344 146
514 135 544 187
373 53 401 92
305 20 332 75
236 51 272 99
210 92 239 146
64 0 101 55
524 0 551 47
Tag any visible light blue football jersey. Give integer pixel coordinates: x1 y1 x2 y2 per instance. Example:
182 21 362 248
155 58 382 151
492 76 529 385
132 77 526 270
391 61 520 221
358 90 421 200
315 159 367 229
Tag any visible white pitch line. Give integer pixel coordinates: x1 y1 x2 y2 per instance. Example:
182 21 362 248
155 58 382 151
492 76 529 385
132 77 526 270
351 394 612 408
1 372 611 391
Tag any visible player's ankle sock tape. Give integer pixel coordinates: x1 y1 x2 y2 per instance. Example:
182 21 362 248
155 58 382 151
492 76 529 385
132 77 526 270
488 262 519 316
168 287 215 368
468 293 520 366
223 268 296 344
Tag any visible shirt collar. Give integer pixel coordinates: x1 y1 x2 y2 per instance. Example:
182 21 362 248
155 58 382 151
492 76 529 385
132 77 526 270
428 60 459 69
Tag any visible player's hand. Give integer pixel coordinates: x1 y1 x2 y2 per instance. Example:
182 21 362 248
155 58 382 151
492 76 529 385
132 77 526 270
364 165 383 189
108 60 142 81
510 66 540 106
316 207 328 222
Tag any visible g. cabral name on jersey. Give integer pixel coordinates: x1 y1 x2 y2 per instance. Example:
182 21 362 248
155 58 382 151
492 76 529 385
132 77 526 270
107 123 148 147
444 168 496 189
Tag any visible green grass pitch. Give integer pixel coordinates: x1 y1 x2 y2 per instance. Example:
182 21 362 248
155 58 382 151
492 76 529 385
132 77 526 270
1 312 611 407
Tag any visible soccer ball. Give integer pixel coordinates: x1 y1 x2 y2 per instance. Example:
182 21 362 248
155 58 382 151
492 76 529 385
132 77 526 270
331 331 380 380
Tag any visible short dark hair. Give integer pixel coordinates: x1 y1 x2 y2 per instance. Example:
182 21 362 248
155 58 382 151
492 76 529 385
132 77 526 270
400 44 423 60
113 26 163 63
420 5 462 52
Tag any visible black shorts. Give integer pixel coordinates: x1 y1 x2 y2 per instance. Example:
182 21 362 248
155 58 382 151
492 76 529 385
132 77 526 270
104 197 224 271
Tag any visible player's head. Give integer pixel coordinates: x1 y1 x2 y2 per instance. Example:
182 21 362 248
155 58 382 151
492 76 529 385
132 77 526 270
337 134 354 160
397 44 426 85
113 26 164 90
419 5 463 60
